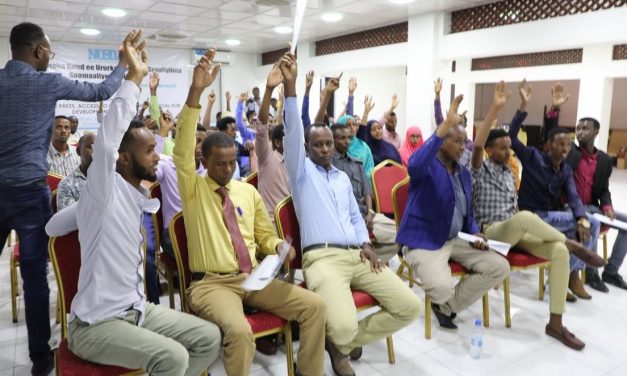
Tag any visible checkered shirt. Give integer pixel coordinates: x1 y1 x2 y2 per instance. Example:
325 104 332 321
471 158 518 227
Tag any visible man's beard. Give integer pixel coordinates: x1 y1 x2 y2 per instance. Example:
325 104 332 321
132 155 157 182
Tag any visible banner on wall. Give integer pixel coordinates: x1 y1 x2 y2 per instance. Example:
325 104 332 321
50 42 192 132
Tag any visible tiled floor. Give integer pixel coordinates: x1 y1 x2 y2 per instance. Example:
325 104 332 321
2 169 627 376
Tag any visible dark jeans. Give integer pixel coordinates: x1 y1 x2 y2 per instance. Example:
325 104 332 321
161 227 175 260
0 184 52 362
142 213 160 305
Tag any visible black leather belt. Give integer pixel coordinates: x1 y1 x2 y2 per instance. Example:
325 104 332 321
303 243 361 253
191 271 238 281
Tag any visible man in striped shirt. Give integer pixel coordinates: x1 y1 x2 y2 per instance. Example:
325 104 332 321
47 115 80 176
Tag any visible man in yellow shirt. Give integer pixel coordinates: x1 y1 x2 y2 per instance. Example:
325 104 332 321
173 48 326 376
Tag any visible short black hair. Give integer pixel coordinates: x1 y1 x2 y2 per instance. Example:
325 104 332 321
217 116 235 131
68 116 78 122
388 111 396 117
485 129 509 147
246 110 256 119
196 124 207 132
578 117 600 130
10 22 46 51
76 132 95 155
330 123 348 135
119 120 146 152
547 127 571 141
304 122 330 143
202 131 235 157
54 115 70 123
271 124 284 142
216 111 222 119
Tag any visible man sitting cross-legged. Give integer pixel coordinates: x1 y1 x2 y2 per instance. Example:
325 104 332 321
471 80 604 350
45 30 221 375
173 48 326 376
396 94 510 331
279 51 421 376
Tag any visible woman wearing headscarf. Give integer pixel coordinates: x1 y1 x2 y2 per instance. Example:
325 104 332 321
357 119 402 166
399 126 424 166
338 114 375 178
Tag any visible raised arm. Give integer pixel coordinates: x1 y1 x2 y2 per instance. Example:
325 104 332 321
508 80 533 164
174 49 221 200
202 90 216 128
148 72 162 129
471 80 509 170
383 93 399 119
225 91 232 112
314 75 340 123
55 51 126 102
434 78 444 126
357 95 375 142
259 63 282 125
543 82 570 141
236 92 255 141
347 77 357 116
96 99 104 124
301 70 313 127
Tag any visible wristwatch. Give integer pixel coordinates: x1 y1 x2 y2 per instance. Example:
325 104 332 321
577 218 590 229
368 209 376 216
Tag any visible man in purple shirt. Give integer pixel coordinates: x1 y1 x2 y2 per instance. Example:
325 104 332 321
381 94 401 149
0 22 126 375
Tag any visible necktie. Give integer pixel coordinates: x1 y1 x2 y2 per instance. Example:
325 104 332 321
216 187 253 273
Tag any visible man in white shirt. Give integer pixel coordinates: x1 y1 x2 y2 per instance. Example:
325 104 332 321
45 30 220 375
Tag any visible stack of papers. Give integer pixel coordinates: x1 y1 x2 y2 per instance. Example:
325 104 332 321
591 213 627 231
242 240 291 291
457 232 512 256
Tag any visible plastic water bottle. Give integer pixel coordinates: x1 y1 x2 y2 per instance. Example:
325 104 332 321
470 318 483 359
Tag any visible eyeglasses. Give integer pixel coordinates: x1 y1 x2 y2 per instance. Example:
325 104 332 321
39 46 55 60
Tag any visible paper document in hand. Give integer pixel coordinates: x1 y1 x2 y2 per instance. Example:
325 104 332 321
457 232 511 256
591 213 627 231
290 0 308 53
241 239 292 291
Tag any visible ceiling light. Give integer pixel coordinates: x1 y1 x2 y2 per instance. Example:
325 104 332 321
102 8 126 18
225 39 241 46
389 0 415 4
80 28 101 36
274 26 293 34
321 12 343 23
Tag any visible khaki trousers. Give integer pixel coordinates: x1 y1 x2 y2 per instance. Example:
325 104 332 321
187 273 326 376
484 210 569 314
404 239 510 316
302 247 422 355
68 303 221 376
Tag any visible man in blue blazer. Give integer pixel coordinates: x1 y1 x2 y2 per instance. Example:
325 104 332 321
396 95 510 329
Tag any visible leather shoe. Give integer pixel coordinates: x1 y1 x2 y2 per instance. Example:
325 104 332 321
31 352 54 376
569 272 591 299
348 347 362 360
564 239 606 268
602 271 627 290
585 269 609 293
545 325 585 350
566 292 577 303
431 303 457 329
325 339 355 376
255 336 278 355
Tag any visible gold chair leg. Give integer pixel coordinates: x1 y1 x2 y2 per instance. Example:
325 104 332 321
165 268 175 309
602 233 608 262
425 296 431 339
504 277 511 328
482 293 489 327
10 254 18 323
56 295 61 324
580 269 586 283
386 336 395 364
539 266 546 300
285 324 295 376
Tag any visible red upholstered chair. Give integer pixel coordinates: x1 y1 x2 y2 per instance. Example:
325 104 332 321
391 179 490 338
274 197 396 363
47 172 64 191
49 231 143 376
168 212 295 376
371 160 407 216
244 171 258 189
148 183 176 308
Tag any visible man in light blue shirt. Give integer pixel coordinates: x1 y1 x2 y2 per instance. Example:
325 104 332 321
0 22 126 375
279 52 421 376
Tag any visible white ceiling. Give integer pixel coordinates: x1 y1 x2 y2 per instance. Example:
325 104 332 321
0 0 497 53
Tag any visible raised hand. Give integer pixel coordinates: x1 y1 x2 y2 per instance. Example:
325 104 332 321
149 71 159 93
348 77 357 95
305 70 314 89
390 94 399 109
278 51 297 96
324 75 340 94
121 29 148 86
191 48 221 91
266 63 283 89
551 82 570 109
494 80 511 110
364 95 375 113
159 111 174 137
445 94 464 126
238 91 248 103
225 91 232 102
207 90 216 104
434 77 443 95
519 79 532 110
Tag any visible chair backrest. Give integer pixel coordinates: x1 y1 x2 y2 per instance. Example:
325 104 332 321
274 196 302 270
168 212 192 312
47 172 63 191
51 189 58 214
148 183 164 249
391 177 410 230
244 171 258 189
49 231 80 338
371 160 408 215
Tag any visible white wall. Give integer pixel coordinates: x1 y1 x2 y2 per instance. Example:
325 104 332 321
0 37 9 65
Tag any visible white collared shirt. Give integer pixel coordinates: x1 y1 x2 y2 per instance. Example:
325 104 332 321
46 80 159 325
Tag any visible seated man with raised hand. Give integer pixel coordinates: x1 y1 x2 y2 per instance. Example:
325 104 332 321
396 94 510 331
280 51 421 376
56 132 95 210
173 48 326 376
510 81 601 301
471 80 604 350
45 30 220 375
